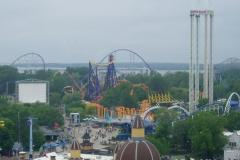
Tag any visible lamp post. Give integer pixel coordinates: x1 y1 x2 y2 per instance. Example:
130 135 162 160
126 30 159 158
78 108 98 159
27 117 37 160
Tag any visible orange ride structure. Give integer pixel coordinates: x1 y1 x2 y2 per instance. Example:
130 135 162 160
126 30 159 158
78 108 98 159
89 93 176 120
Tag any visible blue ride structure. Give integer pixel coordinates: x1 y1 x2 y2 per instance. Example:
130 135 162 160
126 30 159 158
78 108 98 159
87 62 100 101
104 54 118 90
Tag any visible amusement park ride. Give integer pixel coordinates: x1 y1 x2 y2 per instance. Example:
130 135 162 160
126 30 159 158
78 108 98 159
10 50 240 121
87 54 119 100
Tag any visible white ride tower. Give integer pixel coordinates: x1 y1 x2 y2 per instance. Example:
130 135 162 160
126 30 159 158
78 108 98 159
189 10 214 113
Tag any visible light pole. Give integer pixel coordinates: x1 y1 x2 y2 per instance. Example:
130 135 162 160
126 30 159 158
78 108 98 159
27 118 33 160
27 117 37 160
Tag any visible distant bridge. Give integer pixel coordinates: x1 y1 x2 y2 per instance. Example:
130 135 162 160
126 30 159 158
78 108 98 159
219 57 240 64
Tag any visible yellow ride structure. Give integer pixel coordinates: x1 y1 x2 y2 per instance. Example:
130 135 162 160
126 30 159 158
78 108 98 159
90 93 176 119
148 93 175 104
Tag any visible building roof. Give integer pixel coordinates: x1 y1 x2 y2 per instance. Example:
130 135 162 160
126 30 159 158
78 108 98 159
80 142 93 147
114 140 160 160
40 126 60 136
34 152 113 160
71 139 81 150
132 115 144 129
82 131 91 139
223 130 240 136
114 142 125 155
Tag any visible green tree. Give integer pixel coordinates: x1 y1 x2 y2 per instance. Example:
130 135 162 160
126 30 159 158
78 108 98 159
171 120 191 153
164 72 188 88
188 112 227 159
100 82 138 108
147 135 171 155
169 87 188 102
63 92 82 105
224 112 240 131
0 102 64 153
147 109 178 154
50 72 70 93
0 65 18 94
0 118 16 154
123 73 150 84
148 74 168 92
155 109 178 139
132 86 148 101
50 92 62 107
198 98 209 110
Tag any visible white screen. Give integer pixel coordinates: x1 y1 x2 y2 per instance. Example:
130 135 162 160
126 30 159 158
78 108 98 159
18 82 47 103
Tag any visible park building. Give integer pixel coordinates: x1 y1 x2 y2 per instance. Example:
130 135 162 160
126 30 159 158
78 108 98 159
31 115 160 160
224 130 240 160
80 131 94 153
131 115 145 139
113 115 160 160
70 139 82 160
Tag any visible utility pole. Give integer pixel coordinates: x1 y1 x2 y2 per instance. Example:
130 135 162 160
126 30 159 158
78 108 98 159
27 117 37 160
18 112 21 144
6 82 9 95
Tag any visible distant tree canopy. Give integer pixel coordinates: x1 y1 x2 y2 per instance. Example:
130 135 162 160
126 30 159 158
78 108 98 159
188 112 227 159
147 110 228 159
0 65 98 154
123 72 189 101
100 82 140 108
0 65 239 106
0 102 63 153
224 112 240 132
214 68 240 98
0 65 19 94
124 68 240 102
0 65 240 156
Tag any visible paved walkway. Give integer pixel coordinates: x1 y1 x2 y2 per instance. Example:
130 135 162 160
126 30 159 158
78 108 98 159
66 122 119 150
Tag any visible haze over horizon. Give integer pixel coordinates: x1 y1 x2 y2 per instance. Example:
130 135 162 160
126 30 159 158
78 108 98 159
0 0 239 64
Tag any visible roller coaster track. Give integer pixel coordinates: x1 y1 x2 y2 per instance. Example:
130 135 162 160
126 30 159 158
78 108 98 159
11 52 46 71
224 92 240 114
67 49 153 94
142 92 240 121
98 49 153 72
142 105 190 120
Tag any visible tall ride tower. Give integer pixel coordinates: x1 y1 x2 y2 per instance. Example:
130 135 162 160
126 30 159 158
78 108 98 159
189 10 214 113
104 54 117 89
87 62 100 101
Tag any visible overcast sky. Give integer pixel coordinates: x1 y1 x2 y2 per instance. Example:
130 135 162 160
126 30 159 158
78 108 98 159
0 0 239 64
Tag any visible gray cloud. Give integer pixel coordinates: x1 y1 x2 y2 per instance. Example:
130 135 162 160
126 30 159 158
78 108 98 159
0 0 239 64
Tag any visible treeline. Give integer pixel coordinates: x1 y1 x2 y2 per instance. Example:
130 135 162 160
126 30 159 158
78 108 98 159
123 68 240 102
148 109 240 159
1 65 239 108
0 98 63 154
0 65 88 105
0 65 93 154
214 68 240 99
123 72 189 101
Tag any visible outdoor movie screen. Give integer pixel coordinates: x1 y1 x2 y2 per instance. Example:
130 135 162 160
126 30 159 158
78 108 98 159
17 82 48 103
